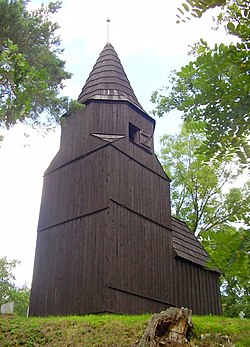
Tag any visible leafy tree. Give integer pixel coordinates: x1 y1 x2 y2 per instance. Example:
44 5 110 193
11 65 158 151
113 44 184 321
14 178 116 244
0 257 18 303
9 283 30 316
152 0 250 164
0 0 80 130
176 0 226 22
202 226 250 317
160 122 250 235
159 122 250 316
0 256 30 316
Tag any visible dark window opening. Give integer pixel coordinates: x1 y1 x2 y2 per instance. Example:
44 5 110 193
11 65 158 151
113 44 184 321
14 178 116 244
129 123 140 143
129 123 152 152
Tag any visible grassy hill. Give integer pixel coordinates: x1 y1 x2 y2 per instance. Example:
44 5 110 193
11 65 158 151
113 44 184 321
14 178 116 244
0 314 249 346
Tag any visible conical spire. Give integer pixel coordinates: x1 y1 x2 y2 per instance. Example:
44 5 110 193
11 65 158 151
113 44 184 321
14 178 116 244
78 43 145 113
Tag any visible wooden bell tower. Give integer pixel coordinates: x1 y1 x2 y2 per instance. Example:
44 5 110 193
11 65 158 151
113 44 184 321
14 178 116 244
29 44 221 316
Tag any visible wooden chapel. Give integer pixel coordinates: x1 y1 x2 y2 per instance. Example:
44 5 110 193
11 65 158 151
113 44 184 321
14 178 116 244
29 43 222 316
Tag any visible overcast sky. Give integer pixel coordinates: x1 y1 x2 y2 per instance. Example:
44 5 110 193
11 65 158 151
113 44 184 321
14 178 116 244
0 0 232 286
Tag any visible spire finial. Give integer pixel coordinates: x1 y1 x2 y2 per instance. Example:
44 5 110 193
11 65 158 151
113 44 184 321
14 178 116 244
106 18 110 43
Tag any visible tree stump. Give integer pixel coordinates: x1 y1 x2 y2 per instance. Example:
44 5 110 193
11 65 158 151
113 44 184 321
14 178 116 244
138 307 193 347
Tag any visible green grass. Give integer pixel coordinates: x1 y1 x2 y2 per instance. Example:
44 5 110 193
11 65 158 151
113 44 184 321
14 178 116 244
192 315 250 347
0 314 249 347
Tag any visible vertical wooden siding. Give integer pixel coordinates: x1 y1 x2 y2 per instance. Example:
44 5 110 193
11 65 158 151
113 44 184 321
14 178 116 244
46 102 166 181
104 201 174 314
38 147 109 231
30 210 108 316
109 146 171 228
30 98 221 316
173 258 222 315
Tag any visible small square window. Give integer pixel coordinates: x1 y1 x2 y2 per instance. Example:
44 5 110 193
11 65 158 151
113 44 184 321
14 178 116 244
129 123 152 152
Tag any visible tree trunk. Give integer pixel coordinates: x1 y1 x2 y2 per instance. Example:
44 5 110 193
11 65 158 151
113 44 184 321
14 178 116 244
138 307 193 347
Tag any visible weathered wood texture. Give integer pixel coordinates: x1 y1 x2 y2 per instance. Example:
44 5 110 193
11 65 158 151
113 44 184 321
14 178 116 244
104 201 174 314
30 210 108 316
78 43 144 112
171 218 222 315
172 218 216 268
30 138 173 315
138 307 193 347
30 43 221 316
38 150 109 231
173 258 221 315
46 102 165 178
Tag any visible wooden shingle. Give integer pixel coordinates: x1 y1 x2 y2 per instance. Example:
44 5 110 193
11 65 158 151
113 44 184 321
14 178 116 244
172 217 221 272
78 43 145 113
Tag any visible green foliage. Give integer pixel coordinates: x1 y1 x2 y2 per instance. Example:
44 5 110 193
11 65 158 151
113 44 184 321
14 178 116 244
177 0 226 22
203 227 250 317
0 0 81 130
0 257 30 316
159 122 250 317
159 122 249 235
152 0 250 165
0 314 249 346
0 257 19 304
9 284 30 316
220 0 250 45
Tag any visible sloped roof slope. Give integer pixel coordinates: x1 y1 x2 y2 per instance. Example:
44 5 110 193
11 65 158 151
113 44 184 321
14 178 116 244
172 217 220 273
78 43 145 113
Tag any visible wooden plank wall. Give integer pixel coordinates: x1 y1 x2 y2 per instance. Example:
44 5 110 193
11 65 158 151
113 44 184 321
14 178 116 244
106 288 171 314
29 210 108 316
47 102 167 181
173 258 222 315
31 99 221 316
30 144 110 316
38 147 109 231
109 146 171 228
104 201 174 314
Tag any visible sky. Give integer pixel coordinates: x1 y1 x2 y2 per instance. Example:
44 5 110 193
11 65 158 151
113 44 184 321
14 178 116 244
0 0 234 286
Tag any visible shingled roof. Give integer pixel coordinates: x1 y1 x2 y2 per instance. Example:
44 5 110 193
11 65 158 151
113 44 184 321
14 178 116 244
172 217 221 273
78 43 145 113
